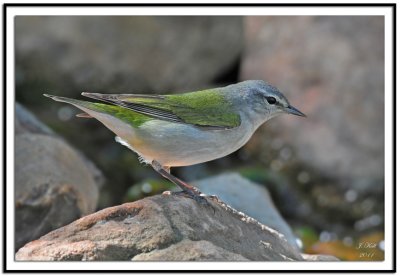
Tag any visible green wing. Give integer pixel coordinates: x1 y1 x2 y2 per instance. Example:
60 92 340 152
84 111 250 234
82 89 241 129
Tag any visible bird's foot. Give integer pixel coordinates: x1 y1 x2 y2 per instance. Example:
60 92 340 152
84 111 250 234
152 160 213 209
162 190 212 208
176 190 210 206
208 194 220 201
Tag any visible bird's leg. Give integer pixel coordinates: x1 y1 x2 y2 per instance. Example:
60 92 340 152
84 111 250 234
151 160 201 194
151 160 207 205
161 167 194 196
163 166 171 174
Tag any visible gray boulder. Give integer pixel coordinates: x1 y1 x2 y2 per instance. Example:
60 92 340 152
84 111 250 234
15 103 103 250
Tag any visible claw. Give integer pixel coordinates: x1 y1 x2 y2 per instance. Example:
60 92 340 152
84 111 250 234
171 190 213 209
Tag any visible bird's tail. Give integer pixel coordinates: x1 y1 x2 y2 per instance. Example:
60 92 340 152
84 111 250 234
44 93 150 129
44 94 90 107
44 94 103 118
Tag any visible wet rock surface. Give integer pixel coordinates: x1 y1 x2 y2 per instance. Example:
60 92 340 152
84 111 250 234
16 195 332 261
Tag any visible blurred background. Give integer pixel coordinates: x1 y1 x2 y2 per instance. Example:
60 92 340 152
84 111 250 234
15 16 384 260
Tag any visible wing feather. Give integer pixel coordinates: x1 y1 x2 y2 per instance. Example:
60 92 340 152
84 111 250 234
81 91 241 129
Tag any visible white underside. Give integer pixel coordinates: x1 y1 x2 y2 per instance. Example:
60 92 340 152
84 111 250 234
130 118 255 167
74 106 257 167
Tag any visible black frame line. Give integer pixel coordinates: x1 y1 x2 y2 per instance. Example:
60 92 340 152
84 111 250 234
3 2 396 273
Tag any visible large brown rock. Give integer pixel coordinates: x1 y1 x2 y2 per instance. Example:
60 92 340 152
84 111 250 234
133 240 249 261
16 195 307 261
15 103 103 250
240 16 384 192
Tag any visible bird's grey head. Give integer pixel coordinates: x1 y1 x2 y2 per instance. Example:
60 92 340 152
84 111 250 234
228 80 306 124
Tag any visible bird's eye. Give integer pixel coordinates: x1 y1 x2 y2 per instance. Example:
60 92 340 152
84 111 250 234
266 96 277 105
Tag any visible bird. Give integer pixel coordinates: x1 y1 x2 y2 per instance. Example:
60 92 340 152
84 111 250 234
44 80 305 204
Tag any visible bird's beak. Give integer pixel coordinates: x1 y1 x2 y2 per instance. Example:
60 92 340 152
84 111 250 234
285 105 306 117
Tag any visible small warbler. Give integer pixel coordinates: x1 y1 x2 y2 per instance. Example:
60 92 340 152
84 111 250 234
45 80 305 204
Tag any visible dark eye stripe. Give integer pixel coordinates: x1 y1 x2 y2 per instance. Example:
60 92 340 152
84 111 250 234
267 97 277 104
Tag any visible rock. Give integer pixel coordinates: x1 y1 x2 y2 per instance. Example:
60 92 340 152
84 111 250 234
301 254 340 261
15 102 104 186
240 16 384 192
15 134 100 250
15 104 103 250
16 195 309 261
194 173 298 248
133 240 249 261
15 102 54 135
15 16 242 100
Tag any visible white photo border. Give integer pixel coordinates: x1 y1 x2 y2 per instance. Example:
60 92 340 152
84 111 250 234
3 3 395 272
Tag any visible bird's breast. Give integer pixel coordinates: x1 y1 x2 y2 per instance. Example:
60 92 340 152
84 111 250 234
133 118 255 167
